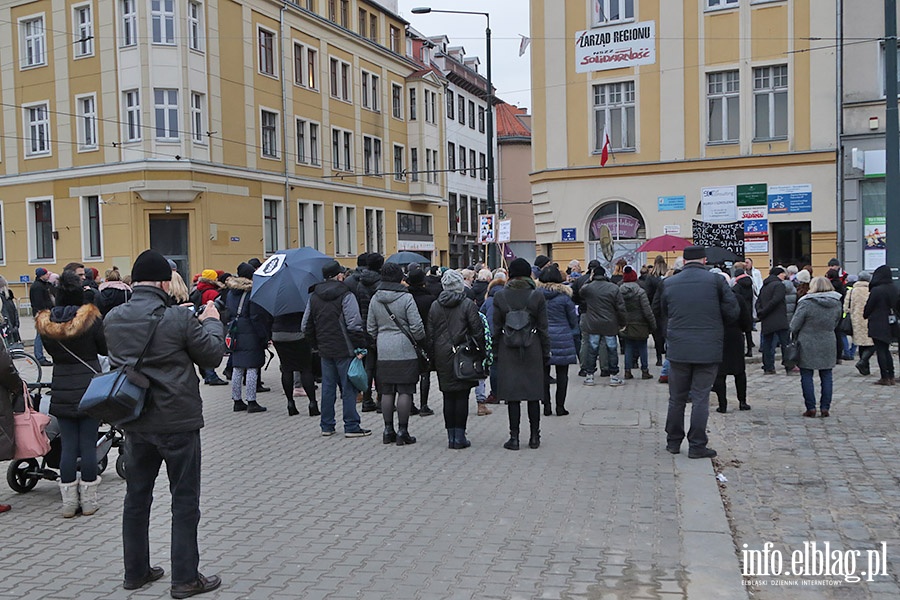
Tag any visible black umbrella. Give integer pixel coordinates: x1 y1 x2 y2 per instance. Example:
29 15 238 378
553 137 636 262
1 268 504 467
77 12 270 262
704 246 742 265
385 251 431 266
249 247 333 316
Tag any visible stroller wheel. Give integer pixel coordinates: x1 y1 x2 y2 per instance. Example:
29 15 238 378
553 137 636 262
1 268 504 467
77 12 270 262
115 454 127 480
7 459 40 493
97 455 108 475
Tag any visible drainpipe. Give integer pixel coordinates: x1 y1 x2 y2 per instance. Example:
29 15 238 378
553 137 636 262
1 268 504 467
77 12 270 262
280 4 290 251
836 0 844 265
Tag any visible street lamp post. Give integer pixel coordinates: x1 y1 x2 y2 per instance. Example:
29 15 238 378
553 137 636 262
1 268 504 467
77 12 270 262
412 7 495 268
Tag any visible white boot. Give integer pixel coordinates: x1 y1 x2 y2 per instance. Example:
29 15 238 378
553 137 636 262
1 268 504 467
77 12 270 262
79 476 102 516
59 480 80 518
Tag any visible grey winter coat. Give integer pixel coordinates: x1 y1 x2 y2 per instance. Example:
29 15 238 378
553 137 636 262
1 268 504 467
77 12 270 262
579 277 626 336
367 282 425 385
494 278 550 402
620 282 656 340
790 291 842 371
105 285 226 433
783 279 798 323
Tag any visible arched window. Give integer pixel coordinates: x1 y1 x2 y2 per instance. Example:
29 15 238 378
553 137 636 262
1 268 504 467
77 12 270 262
588 201 646 241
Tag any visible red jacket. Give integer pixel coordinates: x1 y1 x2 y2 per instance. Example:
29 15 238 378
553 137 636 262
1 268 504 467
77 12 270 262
196 280 220 305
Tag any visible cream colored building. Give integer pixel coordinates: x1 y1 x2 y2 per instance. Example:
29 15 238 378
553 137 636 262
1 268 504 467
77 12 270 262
530 0 838 273
0 0 448 289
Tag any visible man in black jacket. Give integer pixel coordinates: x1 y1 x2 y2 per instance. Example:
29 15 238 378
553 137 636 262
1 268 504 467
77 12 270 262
579 265 627 386
105 250 225 598
662 246 739 459
756 266 790 374
28 267 55 366
302 260 372 437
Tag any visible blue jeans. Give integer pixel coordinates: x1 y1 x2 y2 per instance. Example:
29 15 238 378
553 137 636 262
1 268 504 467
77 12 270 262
33 333 45 361
661 358 670 377
123 430 202 586
760 329 791 372
581 334 619 375
624 339 648 371
800 368 833 411
320 356 362 433
56 416 100 483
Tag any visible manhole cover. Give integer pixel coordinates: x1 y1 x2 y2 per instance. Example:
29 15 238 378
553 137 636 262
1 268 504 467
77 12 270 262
580 409 647 427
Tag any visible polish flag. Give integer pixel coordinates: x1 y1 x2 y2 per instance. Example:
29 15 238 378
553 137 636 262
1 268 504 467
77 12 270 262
599 124 611 166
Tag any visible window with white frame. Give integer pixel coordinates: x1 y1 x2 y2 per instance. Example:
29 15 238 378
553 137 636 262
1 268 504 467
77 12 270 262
29 198 54 261
24 103 50 156
259 27 275 76
392 84 402 119
263 198 282 255
331 127 352 171
398 212 432 240
76 95 98 150
341 62 350 101
365 208 385 254
409 88 417 120
469 148 476 178
410 148 419 182
468 100 475 129
154 89 179 140
592 81 635 151
390 25 400 53
458 145 466 174
307 48 318 89
334 205 357 256
479 152 486 181
261 109 279 158
753 65 788 140
151 0 175 45
430 90 437 124
20 16 46 68
297 118 308 164
457 95 465 124
124 89 141 141
363 136 374 174
330 58 339 96
479 106 485 133
424 90 432 123
393 144 405 181
191 92 205 143
707 70 739 143
188 1 203 51
448 143 456 171
309 123 319 165
298 201 326 252
369 14 377 42
82 195 102 260
121 0 137 47
425 149 433 183
707 0 739 10
74 5 93 57
294 42 305 86
329 58 350 100
593 0 635 25
447 90 455 120
369 73 380 111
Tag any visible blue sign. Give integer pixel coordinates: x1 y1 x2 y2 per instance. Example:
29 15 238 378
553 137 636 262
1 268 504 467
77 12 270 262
19 275 30 283
658 195 686 212
561 228 577 242
768 184 812 214
230 236 240 242
743 219 768 235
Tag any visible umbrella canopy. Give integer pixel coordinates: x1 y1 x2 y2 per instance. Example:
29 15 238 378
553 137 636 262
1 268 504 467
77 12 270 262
249 247 333 316
635 234 690 254
385 251 431 266
704 246 742 265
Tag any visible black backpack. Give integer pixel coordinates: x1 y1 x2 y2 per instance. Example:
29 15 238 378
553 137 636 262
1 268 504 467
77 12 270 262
502 305 536 349
188 287 203 308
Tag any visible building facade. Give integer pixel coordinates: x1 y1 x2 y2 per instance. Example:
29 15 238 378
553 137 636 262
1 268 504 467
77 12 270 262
530 0 838 274
0 0 448 292
495 101 536 262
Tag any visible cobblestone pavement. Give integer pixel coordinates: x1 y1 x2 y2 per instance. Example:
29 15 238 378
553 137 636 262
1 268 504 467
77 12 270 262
712 353 900 599
0 348 747 600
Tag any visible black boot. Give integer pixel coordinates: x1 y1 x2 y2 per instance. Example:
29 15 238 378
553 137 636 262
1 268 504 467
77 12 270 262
716 400 727 414
419 402 435 416
503 433 520 451
556 403 569 416
543 401 552 417
383 426 397 444
287 399 299 416
247 401 267 413
739 401 751 411
361 391 377 412
308 401 320 416
396 427 416 446
454 428 471 449
233 400 247 412
410 403 420 416
447 429 455 449
529 428 541 449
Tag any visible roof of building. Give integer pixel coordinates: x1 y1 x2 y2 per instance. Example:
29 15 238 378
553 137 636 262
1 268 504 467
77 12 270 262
496 102 531 139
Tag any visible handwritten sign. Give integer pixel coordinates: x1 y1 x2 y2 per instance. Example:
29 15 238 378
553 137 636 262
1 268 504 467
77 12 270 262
692 220 745 258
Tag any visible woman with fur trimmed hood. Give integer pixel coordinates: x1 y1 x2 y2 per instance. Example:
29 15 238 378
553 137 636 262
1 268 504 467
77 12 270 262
35 270 107 518
225 263 272 413
537 264 578 417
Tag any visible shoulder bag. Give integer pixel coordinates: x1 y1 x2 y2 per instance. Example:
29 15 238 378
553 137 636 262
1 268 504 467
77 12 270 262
839 288 854 336
13 382 51 459
439 304 486 381
384 304 431 373
77 315 162 426
225 292 247 352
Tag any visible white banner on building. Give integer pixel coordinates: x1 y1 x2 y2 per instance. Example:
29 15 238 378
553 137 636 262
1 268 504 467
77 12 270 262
701 186 738 223
575 21 656 73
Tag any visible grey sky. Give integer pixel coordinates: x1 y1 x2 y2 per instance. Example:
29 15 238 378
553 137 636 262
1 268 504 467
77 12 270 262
397 0 532 110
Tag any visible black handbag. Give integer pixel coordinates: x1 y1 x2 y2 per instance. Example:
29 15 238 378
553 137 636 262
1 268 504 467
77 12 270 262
451 335 487 381
839 313 853 336
782 339 801 368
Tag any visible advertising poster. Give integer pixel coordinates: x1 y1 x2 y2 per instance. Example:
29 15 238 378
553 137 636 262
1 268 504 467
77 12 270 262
701 186 738 223
575 21 656 73
768 184 813 214
478 214 496 244
864 217 886 250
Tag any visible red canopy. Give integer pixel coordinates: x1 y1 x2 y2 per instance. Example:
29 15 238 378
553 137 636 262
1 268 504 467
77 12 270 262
635 235 690 253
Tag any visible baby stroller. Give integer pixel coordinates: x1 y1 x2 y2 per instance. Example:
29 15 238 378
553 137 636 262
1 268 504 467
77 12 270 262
6 383 127 493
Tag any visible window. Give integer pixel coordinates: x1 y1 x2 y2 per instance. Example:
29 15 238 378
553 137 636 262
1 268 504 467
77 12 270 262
468 100 476 129
447 90 455 120
423 90 431 122
479 153 486 180
191 92 205 143
24 103 50 156
707 0 739 10
263 198 282 255
261 109 279 158
340 0 349 27
77 95 97 150
362 71 379 111
479 106 485 133
154 89 179 140
458 146 466 174
363 136 382 175
330 58 338 96
294 42 305 85
295 121 320 165
328 0 336 22
592 81 636 151
390 26 400 53
121 0 137 47
594 0 635 24
298 201 326 252
82 196 102 260
425 149 433 183
398 212 432 239
458 95 466 124
369 14 377 42
342 62 350 100
392 84 402 119
124 90 141 142
20 16 46 68
359 9 367 37
459 195 469 231
753 65 788 140
365 208 386 254
188 1 202 51
74 5 93 57
329 58 350 100
259 27 275 76
707 70 739 143
469 149 476 178
309 123 319 165
410 148 419 182
449 193 459 232
307 48 318 88
30 199 54 261
151 0 175 45
334 205 356 256
448 143 456 171
431 91 437 124
409 88 417 120
393 145 405 181
331 128 352 171
296 119 308 163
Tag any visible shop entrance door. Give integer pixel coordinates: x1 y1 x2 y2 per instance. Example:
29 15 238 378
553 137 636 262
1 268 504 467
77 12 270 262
149 215 189 280
771 222 811 268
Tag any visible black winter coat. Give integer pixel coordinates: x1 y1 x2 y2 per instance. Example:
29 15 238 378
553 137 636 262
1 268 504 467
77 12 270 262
0 344 23 460
756 275 789 333
1 291 20 334
408 284 437 332
579 277 626 336
493 278 550 402
98 282 132 316
731 275 755 320
718 288 753 375
304 280 367 359
29 278 55 312
427 292 485 393
35 304 107 419
471 280 489 307
864 265 900 343
225 277 272 369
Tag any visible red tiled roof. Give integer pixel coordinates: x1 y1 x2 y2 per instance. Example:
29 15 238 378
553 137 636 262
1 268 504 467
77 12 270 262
495 102 531 138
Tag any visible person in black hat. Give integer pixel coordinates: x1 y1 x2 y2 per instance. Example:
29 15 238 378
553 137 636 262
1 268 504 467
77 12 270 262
224 263 272 413
104 249 225 596
406 266 437 417
29 267 55 366
756 266 790 374
661 246 739 459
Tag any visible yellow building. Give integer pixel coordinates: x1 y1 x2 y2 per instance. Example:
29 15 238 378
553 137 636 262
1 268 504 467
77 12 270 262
530 0 837 273
0 0 448 289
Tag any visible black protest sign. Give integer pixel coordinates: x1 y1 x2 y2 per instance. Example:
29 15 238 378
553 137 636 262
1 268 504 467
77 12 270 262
691 220 745 258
